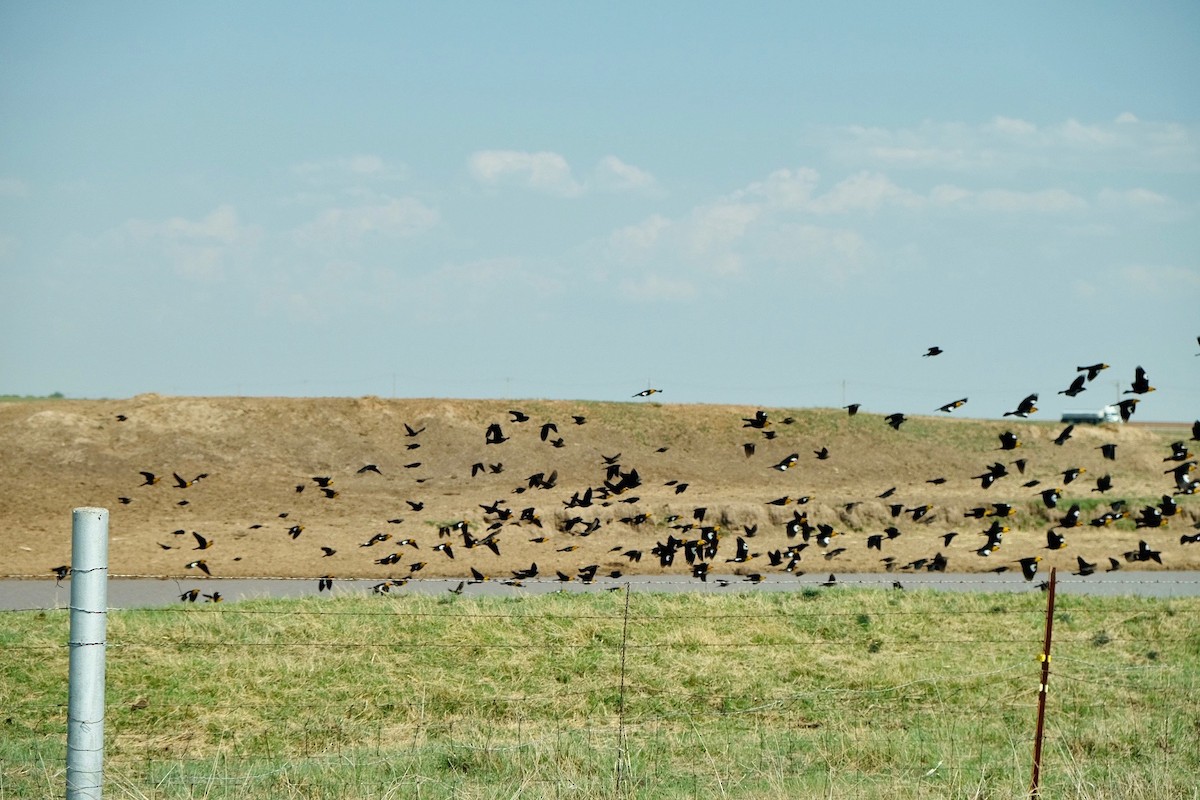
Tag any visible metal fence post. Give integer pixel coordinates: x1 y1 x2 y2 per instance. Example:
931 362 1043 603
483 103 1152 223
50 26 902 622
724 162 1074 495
67 507 108 800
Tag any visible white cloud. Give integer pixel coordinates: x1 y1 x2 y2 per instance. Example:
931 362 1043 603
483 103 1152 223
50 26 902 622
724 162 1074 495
1115 264 1200 293
608 214 671 259
467 150 658 196
732 167 819 209
619 273 698 302
975 188 1087 213
293 197 439 244
109 205 261 284
823 117 1199 173
469 150 583 196
291 155 405 182
1097 187 1170 208
685 200 760 275
931 185 1087 213
806 171 922 214
594 156 658 192
123 204 252 245
0 177 29 197
988 116 1037 136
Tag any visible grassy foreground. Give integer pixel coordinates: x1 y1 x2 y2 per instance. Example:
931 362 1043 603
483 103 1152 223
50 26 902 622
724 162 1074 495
3 587 1199 799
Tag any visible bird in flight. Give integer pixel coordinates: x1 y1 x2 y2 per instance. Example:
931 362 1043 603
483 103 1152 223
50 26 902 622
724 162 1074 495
485 423 509 444
1058 374 1087 397
1003 393 1038 418
884 413 907 430
923 346 943 357
1125 366 1155 395
1115 398 1139 422
936 398 967 413
1076 363 1109 381
185 559 211 576
632 388 662 398
772 453 800 471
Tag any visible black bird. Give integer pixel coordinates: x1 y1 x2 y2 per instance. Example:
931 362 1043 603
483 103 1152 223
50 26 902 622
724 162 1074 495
1124 540 1162 563
1004 393 1038 418
539 422 558 441
1165 441 1193 462
814 446 830 460
1076 363 1109 381
404 423 425 437
884 413 907 430
1098 443 1117 461
936 398 967 413
138 471 160 486
1039 488 1062 509
1074 556 1097 576
1018 556 1042 581
1058 374 1087 397
320 546 336 557
485 423 509 444
1061 467 1086 485
973 462 1009 489
772 453 800 471
509 410 530 422
1053 424 1074 446
1125 366 1155 395
185 559 211 576
1092 474 1113 493
1115 398 1139 422
357 464 382 475
742 410 770 429
165 472 191 489
844 403 861 416
1058 505 1083 529
923 346 943 357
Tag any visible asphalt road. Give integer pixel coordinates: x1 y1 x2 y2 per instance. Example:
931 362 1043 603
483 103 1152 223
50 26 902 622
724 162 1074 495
4 571 1200 611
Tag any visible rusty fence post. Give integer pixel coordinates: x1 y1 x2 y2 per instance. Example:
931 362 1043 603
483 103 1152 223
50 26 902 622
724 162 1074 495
1029 567 1057 798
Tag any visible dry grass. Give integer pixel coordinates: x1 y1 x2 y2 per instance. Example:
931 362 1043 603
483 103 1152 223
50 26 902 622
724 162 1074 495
0 396 1195 583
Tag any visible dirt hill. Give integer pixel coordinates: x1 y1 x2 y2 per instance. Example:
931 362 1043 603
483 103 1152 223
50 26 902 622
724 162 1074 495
1 395 1196 581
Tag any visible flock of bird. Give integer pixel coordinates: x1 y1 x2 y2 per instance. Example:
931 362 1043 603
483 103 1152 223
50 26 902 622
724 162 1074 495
50 345 1199 601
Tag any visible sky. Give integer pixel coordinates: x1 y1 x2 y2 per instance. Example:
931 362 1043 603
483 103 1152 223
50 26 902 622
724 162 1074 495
2 2 1198 421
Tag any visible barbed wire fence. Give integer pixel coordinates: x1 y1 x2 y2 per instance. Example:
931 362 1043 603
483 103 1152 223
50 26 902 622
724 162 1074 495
3 570 1200 800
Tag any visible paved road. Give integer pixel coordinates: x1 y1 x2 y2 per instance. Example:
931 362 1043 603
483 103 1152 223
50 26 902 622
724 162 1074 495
4 571 1200 610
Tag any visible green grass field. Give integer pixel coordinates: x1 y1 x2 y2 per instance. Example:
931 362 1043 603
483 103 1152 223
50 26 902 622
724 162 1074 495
3 586 1199 799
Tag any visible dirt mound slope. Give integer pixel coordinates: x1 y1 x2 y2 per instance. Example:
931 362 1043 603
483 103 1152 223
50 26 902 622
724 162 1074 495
1 396 1196 581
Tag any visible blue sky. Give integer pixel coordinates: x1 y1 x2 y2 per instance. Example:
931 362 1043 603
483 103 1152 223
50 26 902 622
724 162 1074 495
2 2 1198 421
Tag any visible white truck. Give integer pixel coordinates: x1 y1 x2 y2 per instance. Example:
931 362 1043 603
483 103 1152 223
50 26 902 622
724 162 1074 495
1060 405 1121 424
